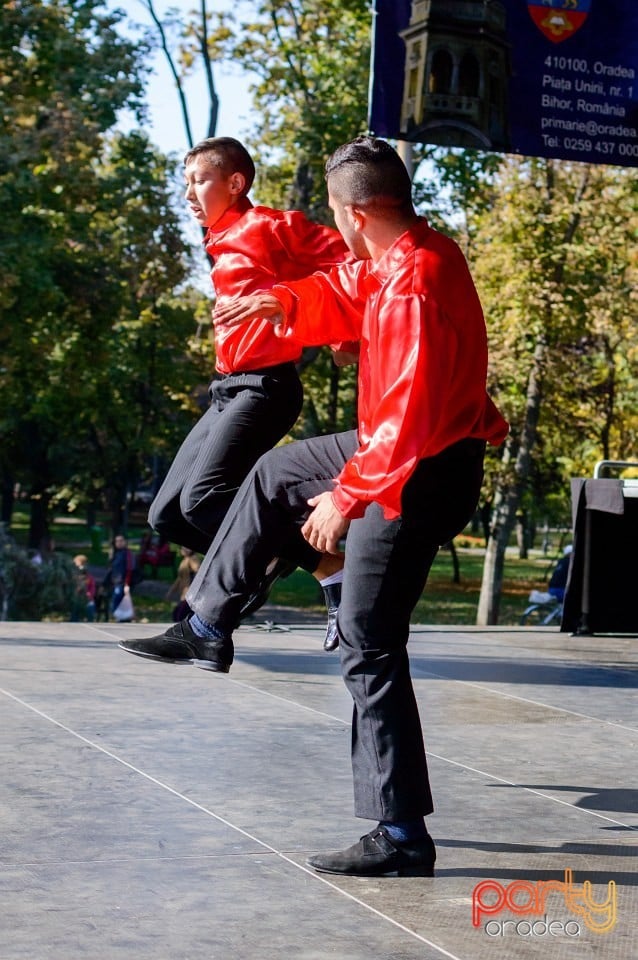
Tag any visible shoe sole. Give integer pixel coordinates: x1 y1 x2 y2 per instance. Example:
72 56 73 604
309 863 434 878
192 659 230 673
118 642 193 664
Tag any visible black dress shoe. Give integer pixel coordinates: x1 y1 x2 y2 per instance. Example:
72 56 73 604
322 582 341 652
118 619 233 673
239 558 296 620
307 827 436 877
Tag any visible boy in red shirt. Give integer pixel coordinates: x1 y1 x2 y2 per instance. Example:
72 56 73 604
148 137 349 640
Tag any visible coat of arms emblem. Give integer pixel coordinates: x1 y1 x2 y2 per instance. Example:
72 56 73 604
527 0 592 44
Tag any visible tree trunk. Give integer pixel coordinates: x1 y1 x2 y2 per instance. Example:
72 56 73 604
107 486 127 540
477 161 589 625
599 335 616 461
200 0 219 137
478 496 512 624
296 345 322 376
1 476 14 526
86 501 98 529
144 0 195 147
516 511 528 559
442 540 461 584
477 334 547 624
28 492 50 550
287 160 314 214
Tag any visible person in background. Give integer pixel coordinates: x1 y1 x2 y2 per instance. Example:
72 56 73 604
30 536 55 566
103 534 138 619
71 554 97 622
165 547 201 622
138 531 174 578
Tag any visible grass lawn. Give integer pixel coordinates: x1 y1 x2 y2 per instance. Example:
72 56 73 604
269 546 557 627
7 509 563 626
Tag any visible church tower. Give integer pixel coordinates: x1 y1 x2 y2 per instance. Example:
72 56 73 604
400 0 510 149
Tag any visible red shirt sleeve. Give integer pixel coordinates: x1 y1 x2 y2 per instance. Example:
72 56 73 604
271 260 367 345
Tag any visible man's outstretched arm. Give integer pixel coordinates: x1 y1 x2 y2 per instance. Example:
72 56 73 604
214 263 365 347
214 293 285 333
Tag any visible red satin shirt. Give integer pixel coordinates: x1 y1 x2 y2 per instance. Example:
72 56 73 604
205 198 348 374
270 219 509 520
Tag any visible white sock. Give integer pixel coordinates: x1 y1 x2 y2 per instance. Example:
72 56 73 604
319 569 344 588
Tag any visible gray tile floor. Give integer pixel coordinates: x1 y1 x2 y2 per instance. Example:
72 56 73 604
0 618 636 959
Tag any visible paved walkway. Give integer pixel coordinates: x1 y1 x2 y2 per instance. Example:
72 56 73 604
0 618 636 959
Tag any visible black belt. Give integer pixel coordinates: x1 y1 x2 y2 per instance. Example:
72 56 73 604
230 361 298 378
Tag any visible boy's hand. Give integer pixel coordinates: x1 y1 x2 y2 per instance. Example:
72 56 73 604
302 492 350 555
213 293 285 332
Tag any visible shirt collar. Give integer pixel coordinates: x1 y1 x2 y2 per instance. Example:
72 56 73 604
204 196 254 244
368 217 430 281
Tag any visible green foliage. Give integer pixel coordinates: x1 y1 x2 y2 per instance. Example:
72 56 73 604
158 2 636 552
405 153 636 525
294 349 358 438
182 0 371 217
0 527 77 620
0 0 213 540
411 146 502 242
268 546 556 627
471 157 637 496
464 156 637 620
3 0 636 628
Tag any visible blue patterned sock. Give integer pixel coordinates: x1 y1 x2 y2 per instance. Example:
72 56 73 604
380 819 428 843
189 614 229 642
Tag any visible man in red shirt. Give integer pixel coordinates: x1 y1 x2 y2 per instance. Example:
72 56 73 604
147 137 349 640
121 137 508 877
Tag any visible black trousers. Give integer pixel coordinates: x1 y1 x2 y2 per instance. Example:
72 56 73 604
187 431 486 821
148 363 304 555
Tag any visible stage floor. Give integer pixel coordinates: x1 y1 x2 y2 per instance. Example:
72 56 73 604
1 617 636 959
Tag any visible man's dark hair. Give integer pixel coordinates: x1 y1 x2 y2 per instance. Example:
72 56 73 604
325 136 413 213
184 137 255 195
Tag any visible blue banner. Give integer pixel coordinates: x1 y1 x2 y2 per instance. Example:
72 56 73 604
369 0 638 167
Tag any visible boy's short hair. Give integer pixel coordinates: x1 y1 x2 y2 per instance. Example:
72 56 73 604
325 136 413 214
184 137 256 195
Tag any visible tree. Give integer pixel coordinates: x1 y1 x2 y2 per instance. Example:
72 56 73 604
51 132 213 534
202 0 371 217
140 0 220 144
0 0 211 543
469 158 637 623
